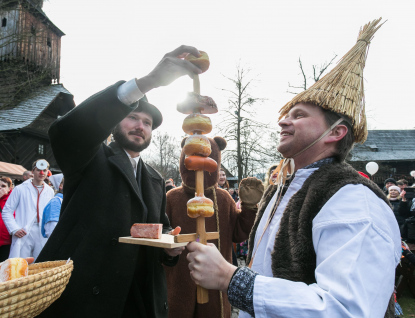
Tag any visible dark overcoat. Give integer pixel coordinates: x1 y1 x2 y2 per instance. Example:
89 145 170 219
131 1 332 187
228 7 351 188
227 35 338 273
36 82 174 317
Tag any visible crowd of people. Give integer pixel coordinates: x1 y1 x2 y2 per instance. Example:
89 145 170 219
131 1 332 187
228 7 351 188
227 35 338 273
0 25 413 317
0 162 64 262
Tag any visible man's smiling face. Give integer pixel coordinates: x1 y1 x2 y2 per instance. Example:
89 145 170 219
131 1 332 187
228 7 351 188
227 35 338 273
277 103 330 158
113 111 153 154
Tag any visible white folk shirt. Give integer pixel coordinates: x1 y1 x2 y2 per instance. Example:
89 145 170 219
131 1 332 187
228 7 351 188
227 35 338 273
239 168 401 318
2 179 54 257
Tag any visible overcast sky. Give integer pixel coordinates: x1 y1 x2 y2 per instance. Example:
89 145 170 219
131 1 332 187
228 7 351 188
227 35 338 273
42 0 415 140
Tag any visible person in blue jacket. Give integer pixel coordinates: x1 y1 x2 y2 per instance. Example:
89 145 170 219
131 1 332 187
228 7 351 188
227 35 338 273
41 178 64 238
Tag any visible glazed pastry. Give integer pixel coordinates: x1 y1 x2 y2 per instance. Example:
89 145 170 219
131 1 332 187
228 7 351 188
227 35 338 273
185 50 210 73
0 258 28 283
183 135 211 157
182 113 212 135
187 196 214 218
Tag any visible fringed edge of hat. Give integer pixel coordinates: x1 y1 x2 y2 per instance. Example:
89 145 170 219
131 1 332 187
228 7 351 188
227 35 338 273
278 17 384 144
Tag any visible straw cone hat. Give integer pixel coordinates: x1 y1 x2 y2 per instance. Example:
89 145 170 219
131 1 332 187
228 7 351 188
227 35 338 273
278 18 384 144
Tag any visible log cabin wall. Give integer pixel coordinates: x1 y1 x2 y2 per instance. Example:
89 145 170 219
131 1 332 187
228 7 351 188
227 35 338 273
0 131 57 171
0 2 62 83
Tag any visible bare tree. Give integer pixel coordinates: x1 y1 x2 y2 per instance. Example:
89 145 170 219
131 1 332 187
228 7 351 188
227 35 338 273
143 131 182 185
287 54 337 94
218 65 281 183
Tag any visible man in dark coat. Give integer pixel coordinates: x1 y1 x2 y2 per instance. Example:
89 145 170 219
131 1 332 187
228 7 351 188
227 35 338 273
36 45 204 318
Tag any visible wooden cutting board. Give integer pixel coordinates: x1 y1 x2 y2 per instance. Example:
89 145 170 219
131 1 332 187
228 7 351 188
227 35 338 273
119 234 188 248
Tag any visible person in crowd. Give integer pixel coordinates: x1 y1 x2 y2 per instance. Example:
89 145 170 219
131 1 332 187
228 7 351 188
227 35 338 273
397 179 408 191
164 136 263 318
228 188 238 202
401 240 415 265
387 185 411 230
264 164 279 186
186 21 400 317
48 173 63 192
44 170 54 188
218 169 238 267
2 160 54 260
0 176 13 262
23 171 33 181
168 178 176 187
165 180 174 193
384 178 397 195
14 170 33 186
35 45 203 318
218 168 229 190
41 178 64 239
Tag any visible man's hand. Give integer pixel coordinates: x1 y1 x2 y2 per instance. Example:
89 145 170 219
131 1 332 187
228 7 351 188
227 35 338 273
401 190 407 201
239 177 264 209
136 45 203 93
187 242 236 292
164 246 185 257
14 228 27 238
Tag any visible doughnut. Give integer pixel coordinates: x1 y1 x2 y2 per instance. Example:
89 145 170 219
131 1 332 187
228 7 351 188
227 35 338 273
182 113 212 135
187 196 214 218
0 258 28 282
185 51 210 73
177 92 218 114
185 156 217 173
183 135 211 157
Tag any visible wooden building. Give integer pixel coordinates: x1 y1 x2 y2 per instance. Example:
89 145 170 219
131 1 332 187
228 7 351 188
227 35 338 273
0 0 63 80
0 0 74 173
0 85 75 172
348 130 415 186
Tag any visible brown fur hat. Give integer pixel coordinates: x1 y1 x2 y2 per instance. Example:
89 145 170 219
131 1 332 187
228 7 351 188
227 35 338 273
180 136 227 189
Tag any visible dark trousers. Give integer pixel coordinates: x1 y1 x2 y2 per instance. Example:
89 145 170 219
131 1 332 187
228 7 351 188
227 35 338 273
0 245 10 262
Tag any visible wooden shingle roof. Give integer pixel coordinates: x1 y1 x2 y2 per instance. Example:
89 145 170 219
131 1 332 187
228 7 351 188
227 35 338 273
350 130 415 162
0 84 74 132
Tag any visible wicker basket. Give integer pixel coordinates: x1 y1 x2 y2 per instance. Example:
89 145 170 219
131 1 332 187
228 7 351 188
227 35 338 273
0 260 74 318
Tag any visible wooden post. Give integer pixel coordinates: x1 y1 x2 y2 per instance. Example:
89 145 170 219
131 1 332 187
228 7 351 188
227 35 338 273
195 169 209 303
175 69 219 304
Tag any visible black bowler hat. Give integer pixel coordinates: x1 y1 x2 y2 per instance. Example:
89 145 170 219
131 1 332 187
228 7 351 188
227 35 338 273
131 95 163 130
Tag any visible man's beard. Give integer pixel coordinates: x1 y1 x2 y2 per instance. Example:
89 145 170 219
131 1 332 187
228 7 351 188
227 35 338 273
112 125 151 153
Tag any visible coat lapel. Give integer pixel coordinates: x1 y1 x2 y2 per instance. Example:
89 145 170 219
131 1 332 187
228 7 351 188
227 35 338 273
140 162 160 223
108 142 142 204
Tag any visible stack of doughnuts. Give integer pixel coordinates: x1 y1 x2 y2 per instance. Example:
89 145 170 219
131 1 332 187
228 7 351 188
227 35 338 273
181 117 217 218
178 51 218 218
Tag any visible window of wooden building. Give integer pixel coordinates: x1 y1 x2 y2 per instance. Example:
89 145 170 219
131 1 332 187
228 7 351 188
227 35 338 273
38 144 44 155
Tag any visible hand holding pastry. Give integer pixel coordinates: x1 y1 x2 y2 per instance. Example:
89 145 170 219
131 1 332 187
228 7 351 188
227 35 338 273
139 45 203 91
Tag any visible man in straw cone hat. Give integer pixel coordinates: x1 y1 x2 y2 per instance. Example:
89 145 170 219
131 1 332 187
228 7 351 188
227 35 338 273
186 18 400 317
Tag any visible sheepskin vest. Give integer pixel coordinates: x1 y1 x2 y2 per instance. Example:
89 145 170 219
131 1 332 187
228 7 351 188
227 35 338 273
246 161 395 318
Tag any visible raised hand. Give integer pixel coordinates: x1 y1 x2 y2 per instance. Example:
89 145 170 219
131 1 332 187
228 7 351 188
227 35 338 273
138 45 203 91
239 177 265 209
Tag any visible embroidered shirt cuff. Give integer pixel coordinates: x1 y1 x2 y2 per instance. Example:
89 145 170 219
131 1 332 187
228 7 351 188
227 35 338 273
117 79 144 106
227 266 258 317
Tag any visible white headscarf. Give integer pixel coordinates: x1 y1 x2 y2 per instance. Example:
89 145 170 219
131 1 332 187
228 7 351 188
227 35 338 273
49 173 63 190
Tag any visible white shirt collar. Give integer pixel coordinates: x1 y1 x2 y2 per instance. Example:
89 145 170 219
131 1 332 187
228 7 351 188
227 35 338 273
124 149 140 176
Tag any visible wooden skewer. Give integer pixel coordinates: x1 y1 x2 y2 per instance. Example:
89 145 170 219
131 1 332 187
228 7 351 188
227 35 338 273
194 169 209 303
193 75 201 95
